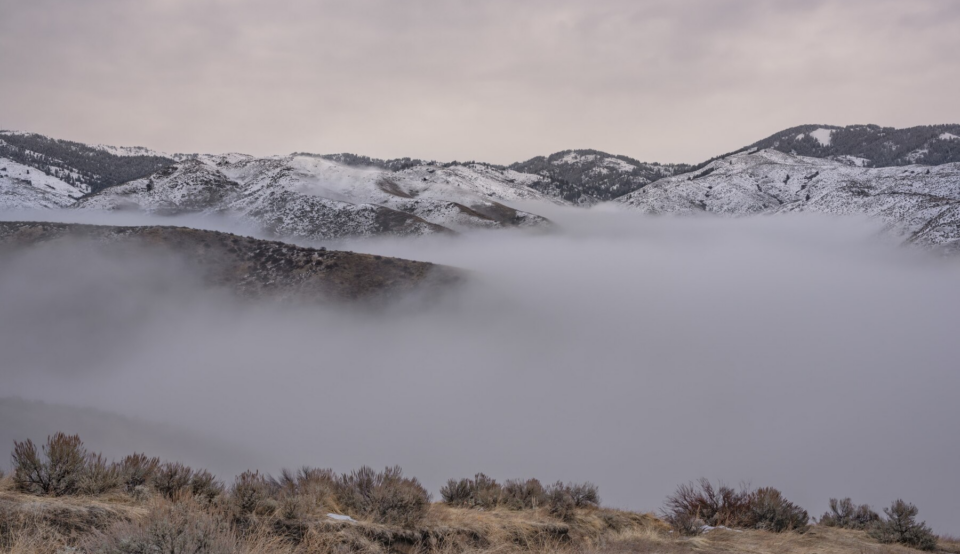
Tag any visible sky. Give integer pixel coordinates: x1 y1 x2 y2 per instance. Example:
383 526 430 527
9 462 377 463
1 0 959 164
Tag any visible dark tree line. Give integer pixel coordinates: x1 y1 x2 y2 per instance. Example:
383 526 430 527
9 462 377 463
0 133 175 193
509 149 691 203
750 124 960 167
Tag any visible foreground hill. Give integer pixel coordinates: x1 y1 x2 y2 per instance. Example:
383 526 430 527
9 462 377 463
0 469 955 554
0 221 459 301
617 149 960 250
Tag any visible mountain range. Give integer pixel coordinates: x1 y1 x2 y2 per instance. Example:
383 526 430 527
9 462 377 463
2 124 959 249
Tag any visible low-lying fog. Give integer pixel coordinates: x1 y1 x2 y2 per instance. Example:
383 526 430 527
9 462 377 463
2 206 959 534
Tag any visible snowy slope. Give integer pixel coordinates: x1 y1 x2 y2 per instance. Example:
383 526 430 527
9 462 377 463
76 159 237 214
617 149 960 249
0 157 89 210
77 154 554 240
0 131 176 193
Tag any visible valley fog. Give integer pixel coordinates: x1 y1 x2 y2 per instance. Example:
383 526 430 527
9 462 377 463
2 207 959 534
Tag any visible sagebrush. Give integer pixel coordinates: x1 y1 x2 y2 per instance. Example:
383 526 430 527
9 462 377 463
662 478 808 534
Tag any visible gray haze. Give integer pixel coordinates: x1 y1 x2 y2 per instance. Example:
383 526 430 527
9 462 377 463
1 208 959 534
2 0 960 163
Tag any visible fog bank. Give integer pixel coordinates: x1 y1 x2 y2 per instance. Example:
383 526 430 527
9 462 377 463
1 207 958 533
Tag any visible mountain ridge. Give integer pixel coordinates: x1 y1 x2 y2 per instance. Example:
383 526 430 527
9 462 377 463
4 125 960 246
616 148 960 251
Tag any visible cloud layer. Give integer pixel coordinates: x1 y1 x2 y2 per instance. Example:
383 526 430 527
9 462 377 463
1 0 959 162
2 207 959 533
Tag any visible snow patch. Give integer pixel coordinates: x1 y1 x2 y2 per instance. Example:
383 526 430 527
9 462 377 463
94 144 173 158
327 514 357 523
939 132 960 141
809 128 833 147
555 152 598 165
701 525 742 534
602 157 638 172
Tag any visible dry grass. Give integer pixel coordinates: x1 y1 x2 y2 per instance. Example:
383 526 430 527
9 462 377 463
707 525 945 554
0 475 145 554
0 477 950 554
938 535 960 554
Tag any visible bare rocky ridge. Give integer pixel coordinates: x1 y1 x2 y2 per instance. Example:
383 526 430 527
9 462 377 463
0 221 460 302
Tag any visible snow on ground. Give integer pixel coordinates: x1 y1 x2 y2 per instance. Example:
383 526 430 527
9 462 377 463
809 128 834 147
940 132 960 141
555 152 598 165
602 157 638 172
72 154 556 239
616 148 960 249
0 157 88 210
93 144 173 158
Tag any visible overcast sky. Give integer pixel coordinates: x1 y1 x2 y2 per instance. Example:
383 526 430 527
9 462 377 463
1 0 958 163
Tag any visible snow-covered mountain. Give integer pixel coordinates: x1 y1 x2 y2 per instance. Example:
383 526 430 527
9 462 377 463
731 124 960 168
5 126 960 248
509 149 690 204
617 148 960 250
0 131 176 193
76 154 555 240
0 156 89 210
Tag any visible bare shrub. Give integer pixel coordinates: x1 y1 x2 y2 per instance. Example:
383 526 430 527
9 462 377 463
81 500 237 554
273 467 336 503
502 478 547 510
745 487 808 532
118 453 160 493
334 466 430 527
440 477 474 506
546 481 600 520
78 453 122 495
546 484 577 521
663 479 750 532
231 471 270 516
663 479 807 534
819 497 879 530
471 473 504 508
440 473 505 508
869 499 938 551
191 469 225 504
268 466 337 520
12 433 88 496
441 475 596 516
151 462 195 500
566 482 600 508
